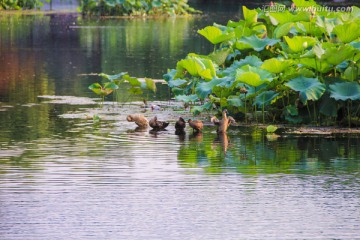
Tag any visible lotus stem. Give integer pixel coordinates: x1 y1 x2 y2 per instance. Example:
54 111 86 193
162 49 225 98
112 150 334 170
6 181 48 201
347 100 351 128
306 104 311 123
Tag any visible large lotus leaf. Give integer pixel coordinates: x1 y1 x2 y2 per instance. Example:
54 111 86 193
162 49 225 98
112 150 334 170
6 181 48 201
215 76 236 88
236 35 279 51
99 72 127 83
243 5 258 23
285 76 326 104
319 93 338 117
197 26 235 45
315 16 336 37
274 22 295 38
254 90 279 107
329 82 360 101
292 0 319 7
128 87 143 95
343 66 359 81
207 48 232 65
191 102 214 115
123 75 141 87
299 58 332 73
227 95 244 108
322 45 356 66
268 10 309 26
294 21 323 37
283 36 317 53
175 94 199 103
333 22 360 43
220 55 263 77
168 78 188 88
195 78 224 99
260 58 293 73
163 69 176 82
176 56 216 80
89 82 118 96
234 24 254 39
236 65 274 87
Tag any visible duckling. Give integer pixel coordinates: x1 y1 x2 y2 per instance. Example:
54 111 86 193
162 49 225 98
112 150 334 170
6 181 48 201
149 116 169 130
175 117 186 131
188 119 203 133
211 109 236 133
126 114 149 128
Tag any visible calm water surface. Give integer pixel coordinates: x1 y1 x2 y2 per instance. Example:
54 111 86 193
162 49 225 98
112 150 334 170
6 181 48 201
1 2 360 239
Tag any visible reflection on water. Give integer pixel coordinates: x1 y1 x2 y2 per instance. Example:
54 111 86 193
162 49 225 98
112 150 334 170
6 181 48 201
0 107 359 238
1 5 360 239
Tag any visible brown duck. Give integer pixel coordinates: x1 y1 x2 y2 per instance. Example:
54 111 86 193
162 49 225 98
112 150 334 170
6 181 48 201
126 114 149 128
188 119 203 133
149 116 169 130
175 117 186 131
211 109 236 133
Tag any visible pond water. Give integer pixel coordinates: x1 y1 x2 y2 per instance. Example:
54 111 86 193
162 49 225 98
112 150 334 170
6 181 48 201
1 1 360 239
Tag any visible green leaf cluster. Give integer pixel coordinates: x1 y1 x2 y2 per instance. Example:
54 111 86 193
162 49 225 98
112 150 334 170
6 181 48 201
80 0 201 16
89 72 157 104
164 1 360 126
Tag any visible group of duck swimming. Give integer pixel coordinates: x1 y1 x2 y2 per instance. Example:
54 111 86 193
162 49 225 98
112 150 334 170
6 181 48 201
126 109 236 134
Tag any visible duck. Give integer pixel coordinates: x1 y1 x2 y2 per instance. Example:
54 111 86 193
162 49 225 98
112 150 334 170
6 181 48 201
126 114 149 128
211 109 236 133
149 116 169 130
188 119 203 133
175 117 186 131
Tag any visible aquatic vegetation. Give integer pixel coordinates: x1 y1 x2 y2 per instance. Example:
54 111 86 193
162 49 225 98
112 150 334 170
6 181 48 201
88 72 157 105
164 0 360 126
0 0 43 10
80 0 201 16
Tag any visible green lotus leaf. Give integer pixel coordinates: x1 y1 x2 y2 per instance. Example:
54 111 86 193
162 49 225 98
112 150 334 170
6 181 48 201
99 72 127 83
266 125 278 133
343 66 359 81
123 75 141 87
236 35 279 51
227 95 244 108
254 90 279 107
268 10 309 26
168 79 188 88
195 78 224 99
191 102 214 115
260 58 293 73
322 45 356 66
220 56 263 77
333 22 360 43
315 16 336 37
198 26 235 45
128 87 143 95
176 56 217 80
329 82 360 101
283 36 317 53
175 94 199 103
274 22 295 38
299 58 332 73
243 5 258 23
285 76 326 104
145 78 156 92
207 48 232 66
294 21 322 37
163 69 176 82
236 65 274 87
292 0 319 7
319 93 338 117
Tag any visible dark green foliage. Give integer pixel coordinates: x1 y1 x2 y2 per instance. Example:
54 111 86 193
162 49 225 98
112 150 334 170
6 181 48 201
164 0 360 126
80 0 201 16
0 0 43 10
